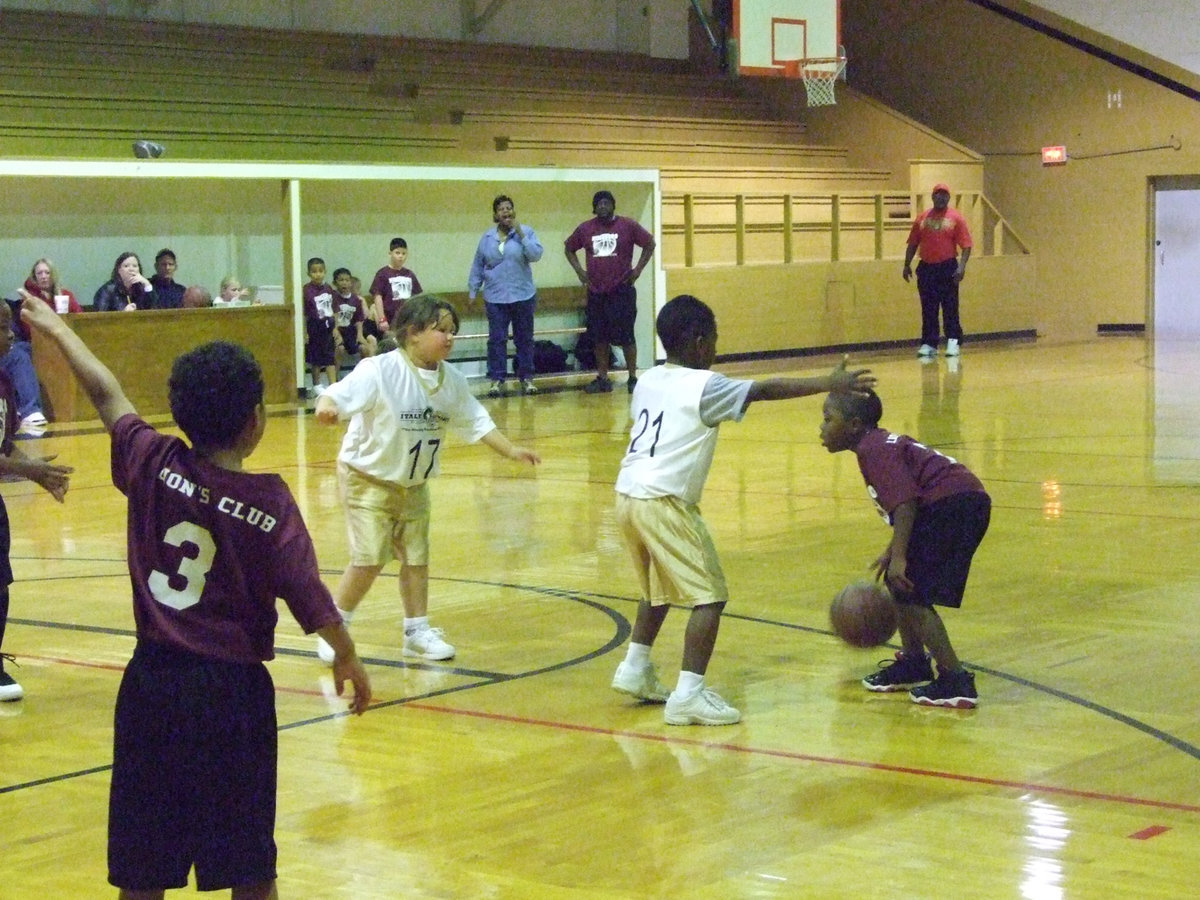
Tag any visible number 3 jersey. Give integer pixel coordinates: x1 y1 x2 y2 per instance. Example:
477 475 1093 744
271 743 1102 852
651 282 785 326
323 349 495 486
616 365 752 505
110 414 342 663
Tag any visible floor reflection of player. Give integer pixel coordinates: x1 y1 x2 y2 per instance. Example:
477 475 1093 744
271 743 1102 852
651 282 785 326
917 357 962 449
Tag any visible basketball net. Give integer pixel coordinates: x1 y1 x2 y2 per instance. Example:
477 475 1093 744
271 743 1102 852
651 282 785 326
785 57 847 108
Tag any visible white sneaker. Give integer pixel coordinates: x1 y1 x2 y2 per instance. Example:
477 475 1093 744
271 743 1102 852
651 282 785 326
16 419 45 437
21 412 48 427
664 687 741 725
487 381 504 398
316 634 336 665
403 626 455 660
917 344 937 357
611 660 670 702
945 339 960 356
0 663 23 702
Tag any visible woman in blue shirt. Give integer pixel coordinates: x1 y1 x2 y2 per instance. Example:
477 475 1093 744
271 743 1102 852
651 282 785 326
467 194 543 397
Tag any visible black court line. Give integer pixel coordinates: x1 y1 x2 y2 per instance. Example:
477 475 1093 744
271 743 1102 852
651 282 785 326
6 574 1200 787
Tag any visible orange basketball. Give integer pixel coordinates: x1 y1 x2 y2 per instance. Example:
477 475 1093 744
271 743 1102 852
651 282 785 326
830 581 898 648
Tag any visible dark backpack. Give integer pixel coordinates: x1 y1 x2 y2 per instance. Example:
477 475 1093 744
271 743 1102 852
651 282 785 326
513 339 569 374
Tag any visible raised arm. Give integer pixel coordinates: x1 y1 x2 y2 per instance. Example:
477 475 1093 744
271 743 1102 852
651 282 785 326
745 356 875 404
19 290 135 432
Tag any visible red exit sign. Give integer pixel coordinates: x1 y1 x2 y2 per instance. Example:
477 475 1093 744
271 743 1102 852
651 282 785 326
1042 145 1068 165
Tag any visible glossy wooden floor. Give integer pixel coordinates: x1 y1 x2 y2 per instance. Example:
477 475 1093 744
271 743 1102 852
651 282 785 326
3 337 1198 899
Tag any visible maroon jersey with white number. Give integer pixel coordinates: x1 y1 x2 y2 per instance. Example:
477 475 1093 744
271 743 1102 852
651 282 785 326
853 427 986 525
110 414 340 663
369 266 422 324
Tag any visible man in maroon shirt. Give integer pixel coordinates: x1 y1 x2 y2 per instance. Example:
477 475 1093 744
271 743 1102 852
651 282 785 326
19 291 370 900
820 387 990 709
565 190 656 394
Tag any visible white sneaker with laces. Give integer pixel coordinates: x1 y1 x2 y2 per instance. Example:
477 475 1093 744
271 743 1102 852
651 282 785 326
664 687 741 725
917 344 937 357
21 412 48 427
403 626 455 660
945 338 960 356
611 660 670 702
487 381 504 398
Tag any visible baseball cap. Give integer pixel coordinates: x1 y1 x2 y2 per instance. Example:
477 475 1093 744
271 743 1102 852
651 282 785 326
932 183 951 195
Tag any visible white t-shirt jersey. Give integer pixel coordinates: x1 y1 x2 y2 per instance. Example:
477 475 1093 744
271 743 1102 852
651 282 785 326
325 350 495 486
616 364 752 505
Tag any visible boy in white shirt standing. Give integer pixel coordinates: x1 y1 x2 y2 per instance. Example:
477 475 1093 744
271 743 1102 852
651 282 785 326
610 294 874 725
314 294 540 663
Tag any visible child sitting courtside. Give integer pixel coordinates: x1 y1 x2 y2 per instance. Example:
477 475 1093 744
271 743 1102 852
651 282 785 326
819 388 990 708
610 294 875 725
313 294 539 665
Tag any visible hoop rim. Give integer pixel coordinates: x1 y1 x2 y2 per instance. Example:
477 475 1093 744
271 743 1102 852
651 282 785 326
788 55 847 78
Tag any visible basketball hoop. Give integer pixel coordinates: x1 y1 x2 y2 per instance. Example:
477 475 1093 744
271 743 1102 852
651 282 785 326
785 56 847 107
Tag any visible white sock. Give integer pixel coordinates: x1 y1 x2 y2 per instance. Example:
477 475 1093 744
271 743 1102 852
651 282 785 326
675 671 704 698
624 642 652 667
336 607 354 624
404 616 429 635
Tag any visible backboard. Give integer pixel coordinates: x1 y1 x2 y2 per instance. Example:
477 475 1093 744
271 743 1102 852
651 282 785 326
732 0 842 78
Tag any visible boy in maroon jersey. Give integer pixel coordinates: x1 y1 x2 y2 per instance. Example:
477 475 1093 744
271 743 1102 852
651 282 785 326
369 237 422 334
0 302 73 702
19 291 371 900
820 388 990 709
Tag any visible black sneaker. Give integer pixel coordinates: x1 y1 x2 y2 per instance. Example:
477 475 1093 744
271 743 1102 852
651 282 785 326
862 651 934 692
0 655 24 702
626 376 638 394
910 669 977 709
583 377 613 394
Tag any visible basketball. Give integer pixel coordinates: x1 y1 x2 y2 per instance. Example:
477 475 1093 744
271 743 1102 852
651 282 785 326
830 580 898 648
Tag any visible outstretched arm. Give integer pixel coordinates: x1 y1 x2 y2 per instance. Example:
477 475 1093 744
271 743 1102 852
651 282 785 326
19 290 135 432
480 428 541 465
0 445 72 502
745 355 875 404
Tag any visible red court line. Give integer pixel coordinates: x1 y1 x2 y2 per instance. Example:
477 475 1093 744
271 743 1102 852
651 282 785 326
407 702 1200 816
21 654 1200 815
1129 825 1171 840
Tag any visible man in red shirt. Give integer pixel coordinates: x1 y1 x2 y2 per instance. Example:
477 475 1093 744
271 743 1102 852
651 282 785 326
903 183 973 358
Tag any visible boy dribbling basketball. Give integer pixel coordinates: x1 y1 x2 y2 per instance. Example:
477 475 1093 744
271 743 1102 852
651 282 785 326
820 388 990 708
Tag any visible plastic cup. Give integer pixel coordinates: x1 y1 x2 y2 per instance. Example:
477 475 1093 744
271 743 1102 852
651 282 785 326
54 295 70 314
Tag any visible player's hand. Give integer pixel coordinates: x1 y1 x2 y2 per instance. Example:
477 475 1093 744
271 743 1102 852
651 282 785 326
314 395 340 425
828 355 876 394
28 455 73 502
954 265 967 283
510 446 541 466
18 289 57 332
332 652 372 715
508 444 542 465
881 553 913 594
902 264 913 282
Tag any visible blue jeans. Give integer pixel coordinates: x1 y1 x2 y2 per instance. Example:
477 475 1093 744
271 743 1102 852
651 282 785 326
485 295 537 382
1 341 44 419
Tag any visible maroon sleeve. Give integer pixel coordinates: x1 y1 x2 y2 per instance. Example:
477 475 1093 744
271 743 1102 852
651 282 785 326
564 223 586 253
369 268 388 299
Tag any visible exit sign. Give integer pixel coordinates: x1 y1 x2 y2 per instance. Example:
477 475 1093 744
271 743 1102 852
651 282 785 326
1042 145 1068 166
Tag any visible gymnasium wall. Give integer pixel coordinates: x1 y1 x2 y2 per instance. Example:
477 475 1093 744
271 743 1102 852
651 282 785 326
843 0 1200 340
0 0 690 59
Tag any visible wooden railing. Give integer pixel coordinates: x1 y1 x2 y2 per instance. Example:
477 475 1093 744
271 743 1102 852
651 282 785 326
662 190 1029 266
